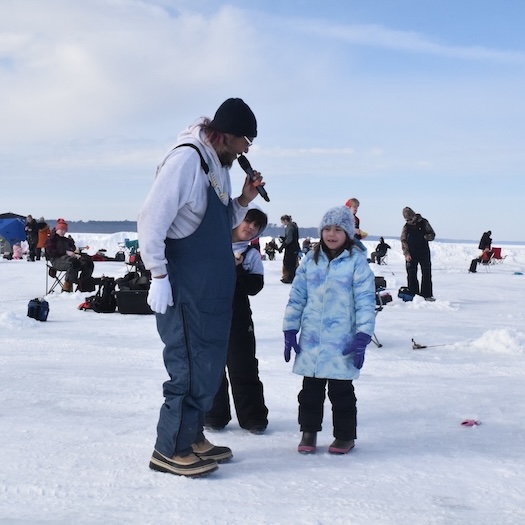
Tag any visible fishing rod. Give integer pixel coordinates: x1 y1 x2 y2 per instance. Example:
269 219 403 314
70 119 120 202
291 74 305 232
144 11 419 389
411 338 449 350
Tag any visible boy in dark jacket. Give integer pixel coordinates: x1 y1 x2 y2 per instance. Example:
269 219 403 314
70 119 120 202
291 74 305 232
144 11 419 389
400 207 436 300
206 207 269 434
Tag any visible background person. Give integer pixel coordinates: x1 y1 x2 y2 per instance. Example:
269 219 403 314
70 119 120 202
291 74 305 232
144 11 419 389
478 230 492 251
264 238 278 261
278 214 300 283
138 97 262 477
400 207 436 301
370 237 391 264
344 198 368 254
25 215 39 262
36 217 51 261
44 218 94 292
302 237 312 254
469 230 493 273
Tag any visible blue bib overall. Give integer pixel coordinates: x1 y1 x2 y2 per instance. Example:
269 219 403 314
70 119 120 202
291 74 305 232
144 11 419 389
155 184 236 457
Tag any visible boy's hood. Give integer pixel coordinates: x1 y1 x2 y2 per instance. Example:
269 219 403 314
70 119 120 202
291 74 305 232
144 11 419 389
232 203 268 239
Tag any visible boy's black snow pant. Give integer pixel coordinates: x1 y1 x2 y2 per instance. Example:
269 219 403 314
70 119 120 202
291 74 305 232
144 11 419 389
206 315 268 430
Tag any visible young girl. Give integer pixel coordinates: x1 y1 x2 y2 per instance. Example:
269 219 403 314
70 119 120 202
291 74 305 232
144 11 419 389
282 206 376 454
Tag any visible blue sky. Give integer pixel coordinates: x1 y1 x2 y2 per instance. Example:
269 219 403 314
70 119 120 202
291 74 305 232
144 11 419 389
1 0 524 241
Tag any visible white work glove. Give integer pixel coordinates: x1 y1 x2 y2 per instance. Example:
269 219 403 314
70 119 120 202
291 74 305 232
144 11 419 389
147 275 174 314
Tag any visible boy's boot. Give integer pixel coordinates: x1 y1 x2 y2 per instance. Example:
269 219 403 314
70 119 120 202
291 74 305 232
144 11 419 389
62 281 73 293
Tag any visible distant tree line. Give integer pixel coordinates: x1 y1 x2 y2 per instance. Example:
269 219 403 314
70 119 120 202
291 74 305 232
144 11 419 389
63 220 322 238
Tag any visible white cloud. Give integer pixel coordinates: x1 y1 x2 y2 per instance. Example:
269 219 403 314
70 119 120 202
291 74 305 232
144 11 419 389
295 20 525 63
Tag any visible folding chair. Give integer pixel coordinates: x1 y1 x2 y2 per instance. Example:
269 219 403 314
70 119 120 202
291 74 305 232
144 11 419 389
378 254 388 265
372 301 384 347
46 263 67 294
489 247 506 264
372 276 391 348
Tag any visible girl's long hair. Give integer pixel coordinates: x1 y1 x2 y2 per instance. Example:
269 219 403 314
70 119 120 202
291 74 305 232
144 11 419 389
313 234 353 264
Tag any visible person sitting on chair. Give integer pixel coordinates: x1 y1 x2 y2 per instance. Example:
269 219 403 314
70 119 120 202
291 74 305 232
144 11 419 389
468 230 493 273
264 238 278 261
44 218 94 292
370 237 391 264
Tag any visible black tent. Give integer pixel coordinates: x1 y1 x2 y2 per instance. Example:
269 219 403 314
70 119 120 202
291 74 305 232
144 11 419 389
0 212 26 251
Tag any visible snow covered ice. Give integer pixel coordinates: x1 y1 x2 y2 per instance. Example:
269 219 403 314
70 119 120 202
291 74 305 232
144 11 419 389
1 234 525 525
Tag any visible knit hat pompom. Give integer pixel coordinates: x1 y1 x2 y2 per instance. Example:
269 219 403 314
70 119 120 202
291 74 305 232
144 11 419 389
209 98 257 137
319 206 355 240
56 218 68 232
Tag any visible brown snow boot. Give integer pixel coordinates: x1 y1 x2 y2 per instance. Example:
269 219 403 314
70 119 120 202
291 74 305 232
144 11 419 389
192 437 233 463
149 450 218 477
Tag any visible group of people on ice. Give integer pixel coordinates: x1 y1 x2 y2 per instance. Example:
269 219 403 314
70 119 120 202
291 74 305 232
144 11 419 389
136 97 494 479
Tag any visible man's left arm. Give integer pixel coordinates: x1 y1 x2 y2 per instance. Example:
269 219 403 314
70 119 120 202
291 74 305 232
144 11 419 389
424 220 436 241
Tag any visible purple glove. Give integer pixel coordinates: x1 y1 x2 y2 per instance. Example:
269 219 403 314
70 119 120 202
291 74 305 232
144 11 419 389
343 332 372 369
284 330 301 362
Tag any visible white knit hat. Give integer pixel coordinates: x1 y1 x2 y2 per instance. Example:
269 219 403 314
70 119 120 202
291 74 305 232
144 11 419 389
319 206 355 240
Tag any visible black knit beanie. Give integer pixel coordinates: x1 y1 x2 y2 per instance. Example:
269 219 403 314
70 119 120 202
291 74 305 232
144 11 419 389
209 98 257 137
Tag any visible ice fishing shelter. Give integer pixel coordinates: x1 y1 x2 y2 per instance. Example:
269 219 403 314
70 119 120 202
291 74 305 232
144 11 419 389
0 212 26 252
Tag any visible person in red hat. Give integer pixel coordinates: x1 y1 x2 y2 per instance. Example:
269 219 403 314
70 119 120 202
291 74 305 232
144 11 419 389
44 218 94 292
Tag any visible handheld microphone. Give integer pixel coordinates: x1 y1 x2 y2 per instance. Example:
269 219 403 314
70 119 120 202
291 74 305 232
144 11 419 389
237 154 270 202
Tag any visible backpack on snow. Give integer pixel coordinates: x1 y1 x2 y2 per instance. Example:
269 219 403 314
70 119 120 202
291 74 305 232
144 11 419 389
27 297 50 321
83 277 117 313
398 286 415 302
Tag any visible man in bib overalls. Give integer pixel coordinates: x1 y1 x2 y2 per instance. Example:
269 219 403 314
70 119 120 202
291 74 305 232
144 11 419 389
138 99 262 476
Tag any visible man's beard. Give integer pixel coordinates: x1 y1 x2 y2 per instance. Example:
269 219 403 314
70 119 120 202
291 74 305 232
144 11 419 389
218 151 236 167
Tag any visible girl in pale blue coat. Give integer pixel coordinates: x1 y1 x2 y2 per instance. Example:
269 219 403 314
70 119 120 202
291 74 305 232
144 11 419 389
283 206 376 455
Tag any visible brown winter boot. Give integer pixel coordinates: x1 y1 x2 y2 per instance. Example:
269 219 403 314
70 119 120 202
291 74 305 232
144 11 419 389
149 450 218 477
62 281 73 293
192 437 233 463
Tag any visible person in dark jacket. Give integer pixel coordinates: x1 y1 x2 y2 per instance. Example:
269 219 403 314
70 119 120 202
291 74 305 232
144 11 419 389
206 207 269 434
25 215 39 262
44 218 94 292
400 207 436 301
370 237 391 264
478 231 492 251
469 230 493 273
279 214 300 283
